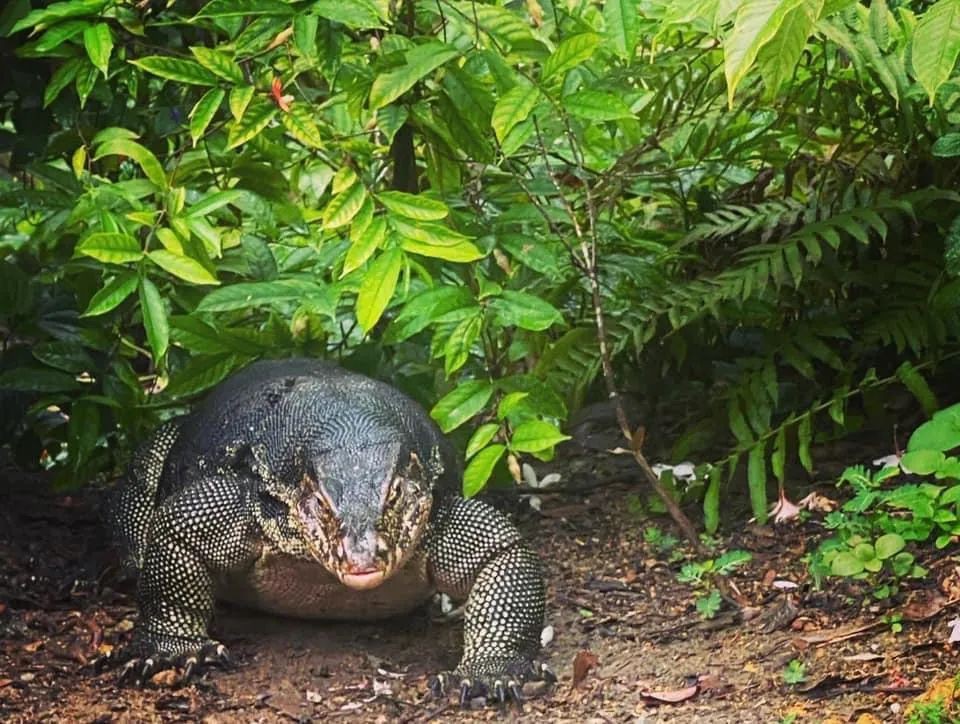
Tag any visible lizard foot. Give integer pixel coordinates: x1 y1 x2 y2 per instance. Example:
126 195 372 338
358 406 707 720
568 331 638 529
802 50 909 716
98 633 232 686
428 655 555 707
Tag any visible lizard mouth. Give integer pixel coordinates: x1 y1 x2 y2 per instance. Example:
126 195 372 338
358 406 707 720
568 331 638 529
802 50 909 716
339 568 387 590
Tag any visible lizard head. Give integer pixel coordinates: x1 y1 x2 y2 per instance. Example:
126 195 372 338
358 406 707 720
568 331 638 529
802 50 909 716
295 442 434 591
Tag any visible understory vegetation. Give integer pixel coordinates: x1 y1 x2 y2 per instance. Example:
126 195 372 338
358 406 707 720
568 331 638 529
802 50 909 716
2 0 960 596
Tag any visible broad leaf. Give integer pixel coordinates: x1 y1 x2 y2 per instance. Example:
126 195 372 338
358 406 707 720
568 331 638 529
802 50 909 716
356 248 403 332
226 99 277 149
463 444 505 497
542 33 601 80
130 56 219 86
82 23 112 76
431 380 494 433
563 90 634 121
378 191 448 220
190 46 244 83
724 0 801 107
194 0 295 19
491 82 540 143
82 273 138 316
913 0 960 104
369 42 460 110
139 277 169 362
94 138 167 188
323 180 368 229
76 232 142 264
197 279 325 311
489 291 563 331
189 88 225 146
148 250 219 285
510 420 570 453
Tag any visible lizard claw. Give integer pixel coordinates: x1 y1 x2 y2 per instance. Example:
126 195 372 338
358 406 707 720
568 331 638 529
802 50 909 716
430 655 550 707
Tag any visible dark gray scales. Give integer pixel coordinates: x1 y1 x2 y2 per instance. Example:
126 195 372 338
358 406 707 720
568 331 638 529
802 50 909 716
108 358 550 703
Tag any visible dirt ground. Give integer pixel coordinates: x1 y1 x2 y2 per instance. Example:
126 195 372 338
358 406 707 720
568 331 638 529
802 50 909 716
2 439 960 723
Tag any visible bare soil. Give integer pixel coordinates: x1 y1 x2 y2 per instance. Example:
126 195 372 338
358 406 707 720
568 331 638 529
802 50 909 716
2 442 959 723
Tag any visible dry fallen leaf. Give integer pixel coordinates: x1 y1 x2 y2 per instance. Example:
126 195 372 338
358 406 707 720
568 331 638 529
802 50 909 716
572 650 599 688
150 669 179 687
23 640 44 653
639 684 698 704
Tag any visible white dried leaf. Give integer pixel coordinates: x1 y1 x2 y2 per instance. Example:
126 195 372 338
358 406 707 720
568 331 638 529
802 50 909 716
540 625 555 647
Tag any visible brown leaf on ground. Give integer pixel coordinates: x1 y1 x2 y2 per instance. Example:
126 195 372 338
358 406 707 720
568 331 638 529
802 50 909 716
640 683 698 704
150 669 180 687
22 640 44 653
901 591 955 621
571 650 599 688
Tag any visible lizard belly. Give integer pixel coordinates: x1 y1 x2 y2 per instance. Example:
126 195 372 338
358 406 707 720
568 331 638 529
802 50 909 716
218 548 434 620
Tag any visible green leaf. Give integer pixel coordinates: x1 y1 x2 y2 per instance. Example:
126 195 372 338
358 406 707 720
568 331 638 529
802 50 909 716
0 368 82 392
164 353 246 398
44 57 82 108
197 279 325 312
190 46 244 83
830 551 865 576
489 291 563 331
748 441 768 524
901 449 946 475
75 61 99 108
431 380 494 433
387 286 476 342
188 189 244 217
343 216 387 277
82 23 112 76
772 426 787 484
443 313 482 376
703 466 721 534
463 444 505 498
226 99 277 149
148 250 219 285
194 0 295 19
896 361 938 416
724 0 801 107
189 88 225 146
510 420 571 453
312 0 384 28
94 138 167 189
466 423 500 459
33 20 88 53
323 179 367 229
11 0 108 34
401 239 484 262
491 82 540 143
391 217 471 246
755 0 822 99
908 404 960 452
797 415 813 473
68 399 99 469
913 0 960 104
933 132 960 157
378 191 448 220
369 42 460 110
82 273 138 316
230 85 255 120
130 56 219 86
542 33 601 80
875 533 906 560
282 104 324 149
603 0 639 58
76 232 142 264
563 90 634 121
356 248 403 332
139 277 169 362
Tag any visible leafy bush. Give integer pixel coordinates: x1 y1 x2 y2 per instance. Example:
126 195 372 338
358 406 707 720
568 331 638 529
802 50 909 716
2 0 960 530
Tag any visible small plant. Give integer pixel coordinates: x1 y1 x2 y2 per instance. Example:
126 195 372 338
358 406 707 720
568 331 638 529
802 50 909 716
782 659 807 686
644 525 679 555
884 613 904 634
810 402 960 594
677 549 751 619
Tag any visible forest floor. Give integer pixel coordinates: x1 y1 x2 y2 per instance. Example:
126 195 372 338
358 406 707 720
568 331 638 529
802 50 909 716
2 430 960 723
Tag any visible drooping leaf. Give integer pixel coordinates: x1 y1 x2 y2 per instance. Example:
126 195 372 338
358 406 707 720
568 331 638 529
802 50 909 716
342 216 387 277
463 444 505 498
724 0 801 107
603 0 639 59
190 46 244 83
369 42 460 110
542 33 601 80
491 82 541 143
82 273 138 316
747 441 769 524
510 420 571 453
94 138 167 188
226 99 277 149
431 380 494 433
148 250 219 285
489 291 563 331
913 0 960 104
323 179 368 229
76 232 142 264
194 0 295 19
130 56 219 86
139 277 169 362
189 88 225 145
82 23 112 76
356 247 403 332
378 191 448 220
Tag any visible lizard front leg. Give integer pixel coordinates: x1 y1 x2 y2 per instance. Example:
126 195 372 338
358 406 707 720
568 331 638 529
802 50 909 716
427 496 552 705
115 470 259 684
